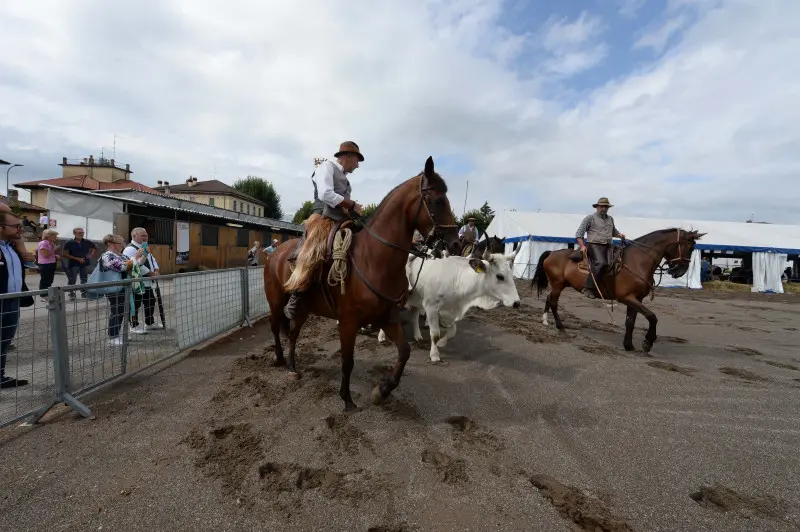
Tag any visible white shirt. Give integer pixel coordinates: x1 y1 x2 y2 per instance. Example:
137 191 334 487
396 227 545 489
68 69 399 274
315 160 345 207
123 241 159 287
458 224 481 241
39 214 49 225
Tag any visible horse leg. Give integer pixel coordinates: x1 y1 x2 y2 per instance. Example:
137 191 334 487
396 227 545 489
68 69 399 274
337 318 359 411
547 284 566 331
269 311 286 366
622 297 657 354
370 319 411 405
623 305 637 351
286 310 309 380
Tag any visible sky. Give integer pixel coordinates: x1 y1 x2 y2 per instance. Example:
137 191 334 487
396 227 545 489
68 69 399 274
1 0 798 224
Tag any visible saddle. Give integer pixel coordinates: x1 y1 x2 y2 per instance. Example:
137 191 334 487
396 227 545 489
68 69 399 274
325 219 358 262
569 246 624 275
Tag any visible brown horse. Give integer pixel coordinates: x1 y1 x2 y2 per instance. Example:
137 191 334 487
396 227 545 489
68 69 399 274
532 228 705 353
264 156 461 411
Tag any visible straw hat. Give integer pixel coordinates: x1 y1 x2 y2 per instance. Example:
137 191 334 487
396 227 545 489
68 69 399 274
593 197 613 208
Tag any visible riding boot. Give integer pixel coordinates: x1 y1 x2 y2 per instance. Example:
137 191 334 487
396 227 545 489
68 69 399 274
582 274 597 299
284 290 304 320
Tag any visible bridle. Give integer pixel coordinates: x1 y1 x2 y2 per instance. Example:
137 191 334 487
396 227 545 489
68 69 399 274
347 173 458 306
621 229 695 297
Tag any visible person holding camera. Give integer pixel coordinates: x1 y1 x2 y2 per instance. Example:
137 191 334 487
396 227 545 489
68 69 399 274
123 227 163 334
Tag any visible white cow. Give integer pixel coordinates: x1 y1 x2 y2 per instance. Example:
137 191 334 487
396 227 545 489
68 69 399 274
379 249 520 363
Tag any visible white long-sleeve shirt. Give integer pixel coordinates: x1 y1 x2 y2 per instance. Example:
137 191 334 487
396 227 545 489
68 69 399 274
123 241 159 287
314 160 346 207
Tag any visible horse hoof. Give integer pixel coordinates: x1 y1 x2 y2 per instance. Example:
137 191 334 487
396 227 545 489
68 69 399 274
641 341 653 354
343 402 361 413
371 386 386 405
287 371 300 381
623 343 635 352
272 357 286 367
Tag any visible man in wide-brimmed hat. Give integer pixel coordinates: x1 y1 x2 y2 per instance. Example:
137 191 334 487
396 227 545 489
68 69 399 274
284 141 364 320
575 197 626 299
458 216 481 256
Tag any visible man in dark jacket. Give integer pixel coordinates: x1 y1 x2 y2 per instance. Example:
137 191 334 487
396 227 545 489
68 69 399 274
0 212 32 388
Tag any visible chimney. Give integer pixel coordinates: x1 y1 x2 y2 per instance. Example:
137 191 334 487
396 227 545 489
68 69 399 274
125 163 130 172
157 180 163 186
164 181 170 194
89 155 95 165
110 158 115 167
62 157 67 165
7 190 19 207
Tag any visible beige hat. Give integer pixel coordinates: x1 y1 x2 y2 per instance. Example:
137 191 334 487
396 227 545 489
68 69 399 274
593 197 613 208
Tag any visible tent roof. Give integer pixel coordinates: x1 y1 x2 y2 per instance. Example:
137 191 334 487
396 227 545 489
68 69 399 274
485 211 800 254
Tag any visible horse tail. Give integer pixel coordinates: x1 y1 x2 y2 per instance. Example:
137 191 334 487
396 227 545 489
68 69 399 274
531 250 552 298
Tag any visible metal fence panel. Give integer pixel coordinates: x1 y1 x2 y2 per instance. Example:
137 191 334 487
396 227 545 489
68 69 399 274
1 266 264 428
247 266 269 319
174 269 244 350
0 290 54 428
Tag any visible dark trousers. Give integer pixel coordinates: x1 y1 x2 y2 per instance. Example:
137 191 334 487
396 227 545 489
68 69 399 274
107 292 126 337
66 264 89 294
38 263 57 291
131 287 155 327
586 243 613 289
0 299 20 379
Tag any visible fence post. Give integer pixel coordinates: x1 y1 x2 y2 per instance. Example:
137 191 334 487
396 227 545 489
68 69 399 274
240 268 252 328
28 286 92 424
120 283 132 374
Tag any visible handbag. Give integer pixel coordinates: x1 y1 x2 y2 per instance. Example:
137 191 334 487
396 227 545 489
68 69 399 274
85 255 124 298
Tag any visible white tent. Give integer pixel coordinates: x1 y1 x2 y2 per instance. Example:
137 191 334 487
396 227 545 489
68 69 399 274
485 211 800 293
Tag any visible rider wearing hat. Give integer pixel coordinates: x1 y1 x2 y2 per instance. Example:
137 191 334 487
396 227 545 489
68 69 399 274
284 141 364 320
575 197 626 299
458 217 480 256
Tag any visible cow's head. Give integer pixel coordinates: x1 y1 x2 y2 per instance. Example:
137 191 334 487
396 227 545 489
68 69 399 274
468 249 520 309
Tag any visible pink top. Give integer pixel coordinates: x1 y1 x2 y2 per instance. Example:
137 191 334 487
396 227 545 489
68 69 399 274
36 240 56 264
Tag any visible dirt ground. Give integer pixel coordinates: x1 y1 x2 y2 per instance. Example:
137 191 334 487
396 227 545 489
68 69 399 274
1 281 799 531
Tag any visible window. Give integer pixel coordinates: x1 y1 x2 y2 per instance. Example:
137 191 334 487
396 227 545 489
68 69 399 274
240 202 244 212
258 207 262 217
209 198 215 207
236 228 249 247
233 200 237 211
201 224 218 246
247 205 250 214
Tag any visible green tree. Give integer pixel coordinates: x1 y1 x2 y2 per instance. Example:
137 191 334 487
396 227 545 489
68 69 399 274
292 201 315 224
458 209 490 235
361 202 379 220
479 201 495 224
233 175 283 220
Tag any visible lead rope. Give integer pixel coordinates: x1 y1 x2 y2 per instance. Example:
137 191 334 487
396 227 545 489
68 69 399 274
327 228 353 294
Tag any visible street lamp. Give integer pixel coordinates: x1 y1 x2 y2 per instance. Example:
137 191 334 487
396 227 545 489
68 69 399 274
6 164 23 196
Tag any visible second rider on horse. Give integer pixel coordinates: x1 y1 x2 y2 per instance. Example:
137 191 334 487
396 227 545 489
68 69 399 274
283 141 364 320
575 197 626 299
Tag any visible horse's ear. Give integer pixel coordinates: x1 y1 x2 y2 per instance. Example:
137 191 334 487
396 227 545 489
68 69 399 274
692 232 707 240
424 156 434 178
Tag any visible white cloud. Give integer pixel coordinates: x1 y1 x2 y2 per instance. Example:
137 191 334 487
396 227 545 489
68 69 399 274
0 0 798 227
618 0 647 18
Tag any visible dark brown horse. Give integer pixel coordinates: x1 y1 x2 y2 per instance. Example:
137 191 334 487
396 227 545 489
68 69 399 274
264 157 461 410
532 228 705 352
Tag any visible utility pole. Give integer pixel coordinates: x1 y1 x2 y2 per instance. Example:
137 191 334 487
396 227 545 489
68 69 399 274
462 180 469 216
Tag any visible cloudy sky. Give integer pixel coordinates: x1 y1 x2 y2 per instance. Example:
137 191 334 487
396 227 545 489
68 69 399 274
1 0 797 223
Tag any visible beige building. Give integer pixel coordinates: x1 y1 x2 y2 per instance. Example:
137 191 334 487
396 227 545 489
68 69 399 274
17 155 158 209
154 177 267 217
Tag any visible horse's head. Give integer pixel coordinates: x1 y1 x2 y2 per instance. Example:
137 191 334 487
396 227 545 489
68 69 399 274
413 156 461 256
488 235 505 253
664 229 706 277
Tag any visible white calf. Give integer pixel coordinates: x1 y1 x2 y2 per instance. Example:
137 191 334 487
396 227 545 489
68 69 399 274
379 249 520 362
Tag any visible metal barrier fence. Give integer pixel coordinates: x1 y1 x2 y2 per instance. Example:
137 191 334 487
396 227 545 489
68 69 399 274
0 266 269 429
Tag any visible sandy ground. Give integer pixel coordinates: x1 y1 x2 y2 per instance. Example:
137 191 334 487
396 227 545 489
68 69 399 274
1 281 799 531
